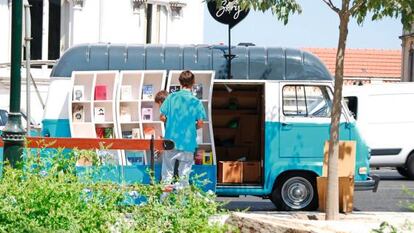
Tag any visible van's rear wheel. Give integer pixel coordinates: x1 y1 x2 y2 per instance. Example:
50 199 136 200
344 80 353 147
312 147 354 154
271 173 318 211
406 153 414 180
396 167 409 178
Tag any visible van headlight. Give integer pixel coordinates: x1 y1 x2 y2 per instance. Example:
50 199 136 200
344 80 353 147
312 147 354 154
359 167 368 175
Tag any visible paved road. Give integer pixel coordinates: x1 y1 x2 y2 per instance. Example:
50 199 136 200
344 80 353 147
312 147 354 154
218 169 414 212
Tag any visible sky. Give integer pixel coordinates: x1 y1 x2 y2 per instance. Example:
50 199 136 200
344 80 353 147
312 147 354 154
203 0 402 49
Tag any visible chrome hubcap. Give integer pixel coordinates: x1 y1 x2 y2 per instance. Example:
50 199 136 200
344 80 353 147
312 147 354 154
281 177 314 209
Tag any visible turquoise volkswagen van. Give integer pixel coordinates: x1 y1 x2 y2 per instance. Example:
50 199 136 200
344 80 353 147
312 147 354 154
36 44 377 210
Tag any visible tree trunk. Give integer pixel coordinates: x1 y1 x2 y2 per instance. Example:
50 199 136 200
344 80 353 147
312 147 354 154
325 1 350 221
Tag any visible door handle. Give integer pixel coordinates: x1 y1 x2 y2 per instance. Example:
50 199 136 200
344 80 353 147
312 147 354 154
281 122 292 130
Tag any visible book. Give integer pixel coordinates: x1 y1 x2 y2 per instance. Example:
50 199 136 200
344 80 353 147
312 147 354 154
73 85 85 101
94 107 105 122
169 85 181 93
143 126 156 139
72 105 84 122
203 151 213 165
94 85 107 100
122 131 133 139
196 128 203 144
120 106 131 122
126 151 145 165
104 127 113 138
132 128 141 139
195 149 204 165
96 127 105 138
142 84 154 100
120 85 132 100
192 84 203 99
142 108 153 121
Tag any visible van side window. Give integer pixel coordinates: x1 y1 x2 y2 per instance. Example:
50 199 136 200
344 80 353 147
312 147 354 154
344 96 358 119
282 85 332 118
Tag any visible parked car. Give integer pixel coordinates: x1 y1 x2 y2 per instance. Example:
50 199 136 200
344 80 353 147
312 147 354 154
344 83 414 179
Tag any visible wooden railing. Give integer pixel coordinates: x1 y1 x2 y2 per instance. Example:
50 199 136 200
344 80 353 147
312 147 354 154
0 137 175 172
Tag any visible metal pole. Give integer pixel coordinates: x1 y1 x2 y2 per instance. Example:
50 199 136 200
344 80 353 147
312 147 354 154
2 0 26 167
24 1 32 136
228 25 231 79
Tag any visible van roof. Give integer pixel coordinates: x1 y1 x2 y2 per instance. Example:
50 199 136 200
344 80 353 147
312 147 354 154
51 44 332 81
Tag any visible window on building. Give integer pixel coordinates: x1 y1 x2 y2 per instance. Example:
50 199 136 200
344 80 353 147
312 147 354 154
28 0 60 62
282 85 332 118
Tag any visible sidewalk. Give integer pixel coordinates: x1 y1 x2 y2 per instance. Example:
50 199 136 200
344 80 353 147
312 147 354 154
212 211 414 233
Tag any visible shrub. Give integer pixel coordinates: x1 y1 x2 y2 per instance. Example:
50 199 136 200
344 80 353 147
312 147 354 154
0 148 230 233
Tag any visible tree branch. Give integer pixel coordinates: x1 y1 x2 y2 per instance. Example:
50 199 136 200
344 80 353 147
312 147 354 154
322 0 340 13
350 0 366 14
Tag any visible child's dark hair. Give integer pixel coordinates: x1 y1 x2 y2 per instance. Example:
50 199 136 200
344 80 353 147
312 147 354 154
179 70 195 88
155 90 169 104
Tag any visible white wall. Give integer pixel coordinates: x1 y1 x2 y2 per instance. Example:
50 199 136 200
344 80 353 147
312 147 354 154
166 0 204 44
0 1 11 64
69 0 204 47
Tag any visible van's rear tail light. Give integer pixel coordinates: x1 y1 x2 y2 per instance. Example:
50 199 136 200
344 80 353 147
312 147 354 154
359 167 368 175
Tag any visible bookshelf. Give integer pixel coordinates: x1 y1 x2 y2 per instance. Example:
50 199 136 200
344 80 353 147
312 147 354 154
166 70 216 165
69 71 121 165
115 70 167 165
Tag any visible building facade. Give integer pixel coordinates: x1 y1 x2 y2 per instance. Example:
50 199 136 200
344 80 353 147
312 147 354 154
401 25 414 82
0 0 204 64
0 0 204 123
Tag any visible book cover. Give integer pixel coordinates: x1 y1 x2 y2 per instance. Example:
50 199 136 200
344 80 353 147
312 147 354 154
73 85 85 101
94 107 105 122
126 151 145 165
195 149 204 165
202 151 213 165
169 85 181 93
143 126 156 139
120 85 132 100
104 127 113 138
94 85 107 100
192 84 203 99
142 84 154 100
96 127 105 138
122 131 132 139
142 108 153 121
120 106 132 122
196 128 203 144
72 105 84 122
121 85 132 100
132 128 141 139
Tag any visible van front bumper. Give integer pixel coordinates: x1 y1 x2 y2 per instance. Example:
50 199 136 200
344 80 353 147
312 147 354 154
354 175 380 192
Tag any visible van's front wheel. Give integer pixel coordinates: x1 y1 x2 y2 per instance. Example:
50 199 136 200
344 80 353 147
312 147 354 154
271 173 318 211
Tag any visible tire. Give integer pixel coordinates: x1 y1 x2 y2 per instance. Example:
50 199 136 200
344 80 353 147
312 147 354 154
396 167 409 178
271 173 318 211
406 154 414 180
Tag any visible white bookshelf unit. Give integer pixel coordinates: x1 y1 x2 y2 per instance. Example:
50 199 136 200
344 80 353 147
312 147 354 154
115 70 167 165
69 71 121 165
166 70 216 165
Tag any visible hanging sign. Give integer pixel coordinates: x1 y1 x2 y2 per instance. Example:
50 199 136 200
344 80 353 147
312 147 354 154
207 0 249 28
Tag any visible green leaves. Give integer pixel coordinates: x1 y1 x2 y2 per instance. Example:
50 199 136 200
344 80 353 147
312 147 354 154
0 149 229 232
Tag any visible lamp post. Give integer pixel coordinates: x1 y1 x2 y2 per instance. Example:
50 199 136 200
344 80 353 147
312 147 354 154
2 0 26 167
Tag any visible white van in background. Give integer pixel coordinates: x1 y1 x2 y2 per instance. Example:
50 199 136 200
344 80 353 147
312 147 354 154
343 83 414 179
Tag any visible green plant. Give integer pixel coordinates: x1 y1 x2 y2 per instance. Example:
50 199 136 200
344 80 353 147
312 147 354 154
0 148 230 232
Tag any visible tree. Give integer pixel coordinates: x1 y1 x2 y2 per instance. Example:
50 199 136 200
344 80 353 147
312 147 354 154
210 0 414 220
